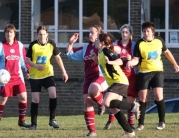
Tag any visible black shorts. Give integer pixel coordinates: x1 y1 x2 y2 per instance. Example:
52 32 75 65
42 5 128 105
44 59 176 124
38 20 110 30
29 76 56 92
137 72 164 90
106 83 128 98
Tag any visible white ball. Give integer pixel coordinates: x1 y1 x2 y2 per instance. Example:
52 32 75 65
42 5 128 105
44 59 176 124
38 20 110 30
0 69 11 85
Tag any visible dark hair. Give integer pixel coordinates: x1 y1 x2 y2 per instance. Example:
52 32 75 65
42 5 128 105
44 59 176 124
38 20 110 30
4 24 16 36
91 25 103 34
99 34 114 52
142 21 155 33
37 25 48 34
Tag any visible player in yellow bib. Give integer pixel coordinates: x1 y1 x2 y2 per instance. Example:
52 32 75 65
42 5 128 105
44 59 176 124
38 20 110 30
93 33 140 137
126 21 179 131
26 26 68 130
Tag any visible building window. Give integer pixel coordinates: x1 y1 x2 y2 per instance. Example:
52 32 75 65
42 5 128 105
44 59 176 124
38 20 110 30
0 0 19 40
143 0 179 47
32 0 129 47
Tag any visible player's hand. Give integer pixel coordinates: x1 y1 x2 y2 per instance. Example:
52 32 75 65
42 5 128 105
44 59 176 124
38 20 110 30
126 61 133 72
104 56 109 64
126 54 132 60
36 65 45 71
174 64 179 73
62 72 68 83
91 52 97 61
26 73 30 79
69 33 79 44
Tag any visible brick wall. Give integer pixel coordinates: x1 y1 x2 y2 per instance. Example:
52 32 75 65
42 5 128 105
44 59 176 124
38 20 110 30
130 0 142 41
21 0 31 43
3 0 179 117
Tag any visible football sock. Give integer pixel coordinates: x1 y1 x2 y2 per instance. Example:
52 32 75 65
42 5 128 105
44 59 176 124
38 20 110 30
49 98 57 120
155 99 165 123
115 111 133 133
18 102 27 121
0 105 4 121
138 101 146 125
30 102 38 125
127 109 135 125
108 112 115 122
92 92 104 107
109 100 135 110
84 111 96 132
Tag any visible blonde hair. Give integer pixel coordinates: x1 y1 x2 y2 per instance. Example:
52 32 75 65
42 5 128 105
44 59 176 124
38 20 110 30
91 25 103 34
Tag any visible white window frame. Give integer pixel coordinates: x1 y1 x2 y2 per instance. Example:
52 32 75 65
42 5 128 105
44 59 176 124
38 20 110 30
0 0 21 40
141 0 179 48
31 0 130 47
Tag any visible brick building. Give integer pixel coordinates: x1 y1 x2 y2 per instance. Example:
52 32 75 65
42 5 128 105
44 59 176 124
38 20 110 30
1 0 179 117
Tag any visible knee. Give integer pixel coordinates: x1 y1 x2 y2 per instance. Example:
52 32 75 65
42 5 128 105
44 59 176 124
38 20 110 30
32 97 40 103
104 100 110 107
18 95 27 103
84 98 93 108
88 83 101 97
0 99 7 105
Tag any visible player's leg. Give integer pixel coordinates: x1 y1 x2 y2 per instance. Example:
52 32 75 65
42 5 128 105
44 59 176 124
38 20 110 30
127 75 138 129
17 92 30 128
45 77 59 128
29 92 40 130
104 86 135 137
88 77 108 116
135 72 150 131
103 109 115 130
28 79 41 130
0 86 11 121
0 96 8 121
152 72 165 130
48 86 59 128
83 94 96 137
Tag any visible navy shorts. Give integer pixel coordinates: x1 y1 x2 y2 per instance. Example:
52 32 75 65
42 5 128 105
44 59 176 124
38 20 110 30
29 76 56 92
137 72 164 90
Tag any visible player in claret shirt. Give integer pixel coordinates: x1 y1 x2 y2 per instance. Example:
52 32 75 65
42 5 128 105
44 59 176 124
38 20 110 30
66 25 108 137
0 24 30 128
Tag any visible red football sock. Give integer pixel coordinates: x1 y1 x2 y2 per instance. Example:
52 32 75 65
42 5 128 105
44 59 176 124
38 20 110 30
84 111 96 132
92 92 104 107
18 102 27 121
0 105 4 121
108 112 115 122
127 109 135 125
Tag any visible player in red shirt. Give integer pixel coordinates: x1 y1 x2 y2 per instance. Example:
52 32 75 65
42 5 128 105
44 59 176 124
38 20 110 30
0 24 30 128
104 24 138 130
66 25 108 137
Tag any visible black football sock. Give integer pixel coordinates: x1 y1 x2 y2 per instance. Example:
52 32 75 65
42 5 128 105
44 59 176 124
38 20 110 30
155 99 165 123
109 100 134 110
30 102 38 125
115 111 133 133
49 98 57 120
138 101 146 125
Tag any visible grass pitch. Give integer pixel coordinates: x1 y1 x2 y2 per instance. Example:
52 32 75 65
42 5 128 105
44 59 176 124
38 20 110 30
0 113 179 138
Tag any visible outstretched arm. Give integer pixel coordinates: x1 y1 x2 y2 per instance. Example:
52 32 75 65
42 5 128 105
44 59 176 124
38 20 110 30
66 33 79 53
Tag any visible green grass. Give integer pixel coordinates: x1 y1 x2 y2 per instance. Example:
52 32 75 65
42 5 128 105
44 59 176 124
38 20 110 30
0 113 179 138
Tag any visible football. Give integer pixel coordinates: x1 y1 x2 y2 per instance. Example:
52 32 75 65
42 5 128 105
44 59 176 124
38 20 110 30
0 69 11 85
